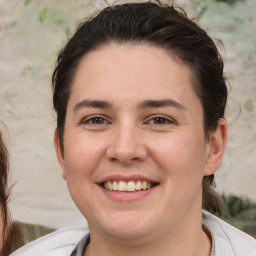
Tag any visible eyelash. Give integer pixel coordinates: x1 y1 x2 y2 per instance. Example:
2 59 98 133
146 115 175 125
80 115 175 126
81 115 110 125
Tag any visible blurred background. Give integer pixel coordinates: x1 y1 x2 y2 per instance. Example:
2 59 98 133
0 0 255 250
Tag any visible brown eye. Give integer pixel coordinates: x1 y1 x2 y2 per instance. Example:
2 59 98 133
153 117 169 124
82 116 109 125
148 116 173 125
89 117 106 124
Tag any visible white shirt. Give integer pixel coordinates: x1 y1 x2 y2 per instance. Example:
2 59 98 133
10 211 256 256
202 211 256 255
10 226 87 256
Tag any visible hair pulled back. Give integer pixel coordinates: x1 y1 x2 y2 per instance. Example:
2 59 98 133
52 2 228 212
0 130 12 255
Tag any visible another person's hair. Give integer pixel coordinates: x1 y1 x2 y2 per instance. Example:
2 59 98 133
52 2 227 212
0 130 12 255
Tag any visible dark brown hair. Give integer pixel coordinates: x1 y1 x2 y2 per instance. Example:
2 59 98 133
52 2 227 212
0 130 12 255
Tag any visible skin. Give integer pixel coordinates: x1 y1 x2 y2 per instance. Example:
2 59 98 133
55 43 227 256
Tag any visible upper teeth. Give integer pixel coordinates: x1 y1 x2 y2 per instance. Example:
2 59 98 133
103 181 153 192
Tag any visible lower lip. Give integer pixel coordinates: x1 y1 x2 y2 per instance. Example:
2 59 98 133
98 185 158 201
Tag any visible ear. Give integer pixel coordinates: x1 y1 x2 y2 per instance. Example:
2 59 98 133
54 130 66 180
204 118 227 176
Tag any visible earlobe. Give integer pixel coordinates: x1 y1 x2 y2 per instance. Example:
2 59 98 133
54 130 66 179
204 118 227 176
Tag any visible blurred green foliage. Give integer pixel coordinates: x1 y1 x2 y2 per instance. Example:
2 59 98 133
37 7 49 23
217 195 256 238
23 0 33 6
214 0 245 4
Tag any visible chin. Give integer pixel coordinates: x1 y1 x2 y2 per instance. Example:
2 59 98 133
106 224 154 242
95 211 157 242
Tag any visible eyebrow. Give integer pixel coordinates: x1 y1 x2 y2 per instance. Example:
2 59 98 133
139 99 186 110
73 98 186 113
73 100 112 113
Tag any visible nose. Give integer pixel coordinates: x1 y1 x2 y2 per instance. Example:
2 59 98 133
106 124 147 164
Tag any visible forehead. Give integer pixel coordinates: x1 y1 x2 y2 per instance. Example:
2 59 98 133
69 43 201 110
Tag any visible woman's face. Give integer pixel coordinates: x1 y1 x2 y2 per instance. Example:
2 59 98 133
55 43 226 242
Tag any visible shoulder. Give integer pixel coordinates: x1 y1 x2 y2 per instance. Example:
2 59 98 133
10 226 88 256
203 210 256 256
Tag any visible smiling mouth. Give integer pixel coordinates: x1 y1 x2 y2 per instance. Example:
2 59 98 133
101 180 158 192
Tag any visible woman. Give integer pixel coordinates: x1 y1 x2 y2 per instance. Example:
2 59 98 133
0 129 12 255
11 2 256 256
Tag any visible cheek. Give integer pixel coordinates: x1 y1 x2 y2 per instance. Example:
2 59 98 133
151 134 206 209
63 133 106 179
149 132 206 184
150 134 198 167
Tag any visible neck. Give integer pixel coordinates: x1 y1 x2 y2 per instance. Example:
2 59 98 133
85 219 211 256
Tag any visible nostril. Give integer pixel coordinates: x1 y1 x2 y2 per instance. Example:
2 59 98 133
105 127 148 164
106 144 147 164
